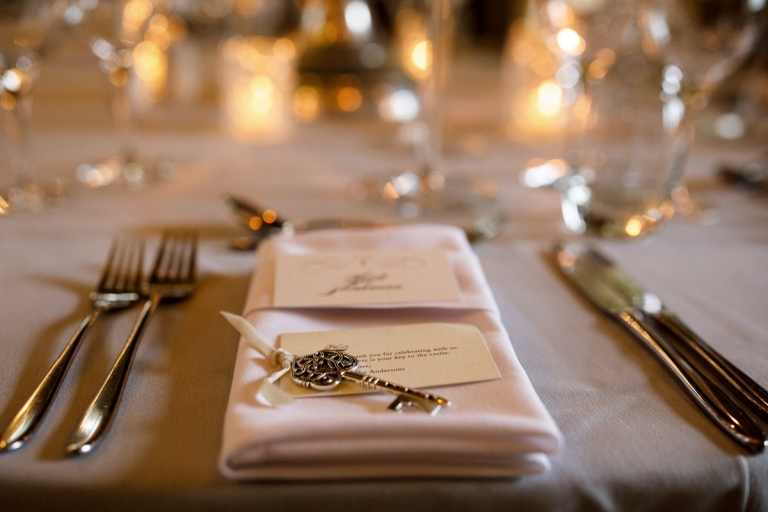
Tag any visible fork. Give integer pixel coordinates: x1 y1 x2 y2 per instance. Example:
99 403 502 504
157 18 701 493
463 211 509 244
0 238 144 452
66 231 197 455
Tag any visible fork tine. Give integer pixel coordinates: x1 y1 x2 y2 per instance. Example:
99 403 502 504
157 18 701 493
99 238 144 293
152 232 170 282
171 233 185 280
118 238 143 292
188 232 198 283
116 240 133 292
130 239 145 292
467 212 508 243
179 232 195 281
97 240 118 291
151 231 198 283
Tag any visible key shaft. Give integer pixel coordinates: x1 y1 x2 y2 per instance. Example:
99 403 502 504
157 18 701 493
342 371 449 415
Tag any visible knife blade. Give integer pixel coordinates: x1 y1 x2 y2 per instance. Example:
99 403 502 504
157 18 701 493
554 243 767 453
223 195 287 233
223 195 395 249
223 195 509 251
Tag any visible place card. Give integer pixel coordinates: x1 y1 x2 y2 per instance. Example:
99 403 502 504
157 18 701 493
279 322 501 397
273 249 461 307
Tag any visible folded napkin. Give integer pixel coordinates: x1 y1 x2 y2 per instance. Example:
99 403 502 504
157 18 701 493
220 225 561 480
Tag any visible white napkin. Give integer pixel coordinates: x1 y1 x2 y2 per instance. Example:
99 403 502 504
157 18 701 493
220 225 562 480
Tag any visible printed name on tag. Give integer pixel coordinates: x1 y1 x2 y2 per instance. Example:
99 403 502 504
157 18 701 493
273 249 461 307
279 322 501 397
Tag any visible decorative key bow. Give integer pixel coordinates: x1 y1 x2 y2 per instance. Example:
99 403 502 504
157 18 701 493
291 350 450 416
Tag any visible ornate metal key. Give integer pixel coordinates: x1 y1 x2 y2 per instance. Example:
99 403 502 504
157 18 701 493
291 350 450 416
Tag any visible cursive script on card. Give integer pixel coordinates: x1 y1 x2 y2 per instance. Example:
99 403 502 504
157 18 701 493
321 272 403 296
273 249 461 307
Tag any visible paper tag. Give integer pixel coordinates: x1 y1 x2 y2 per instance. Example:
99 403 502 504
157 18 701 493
279 323 500 397
273 249 461 308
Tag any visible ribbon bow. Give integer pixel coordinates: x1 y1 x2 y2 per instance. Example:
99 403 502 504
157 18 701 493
221 311 295 406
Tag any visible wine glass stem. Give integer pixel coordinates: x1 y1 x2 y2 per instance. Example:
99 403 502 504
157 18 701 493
666 87 708 197
415 0 449 181
1 94 31 184
668 115 695 193
109 69 137 162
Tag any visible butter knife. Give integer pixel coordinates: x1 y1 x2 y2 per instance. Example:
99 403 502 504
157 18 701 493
223 195 508 250
223 195 287 232
554 243 767 453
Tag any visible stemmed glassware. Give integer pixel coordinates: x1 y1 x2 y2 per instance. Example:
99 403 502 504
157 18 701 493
0 0 63 214
526 0 765 237
638 0 767 214
71 0 172 188
360 0 495 217
532 0 674 237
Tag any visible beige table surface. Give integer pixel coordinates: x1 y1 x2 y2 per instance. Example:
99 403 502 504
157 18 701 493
1 46 767 511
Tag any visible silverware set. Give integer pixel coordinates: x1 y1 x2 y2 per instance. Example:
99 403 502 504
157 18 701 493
555 243 768 454
2 211 764 458
220 194 768 453
222 195 509 250
0 231 198 455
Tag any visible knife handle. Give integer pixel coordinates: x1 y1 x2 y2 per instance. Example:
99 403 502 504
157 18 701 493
653 312 768 423
617 311 767 454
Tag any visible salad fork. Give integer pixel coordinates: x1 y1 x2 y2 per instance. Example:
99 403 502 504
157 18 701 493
66 231 197 455
0 238 144 452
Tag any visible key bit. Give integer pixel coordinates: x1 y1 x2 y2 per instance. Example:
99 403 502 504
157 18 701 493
388 395 445 416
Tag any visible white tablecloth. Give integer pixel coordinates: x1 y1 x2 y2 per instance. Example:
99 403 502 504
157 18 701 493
0 48 767 511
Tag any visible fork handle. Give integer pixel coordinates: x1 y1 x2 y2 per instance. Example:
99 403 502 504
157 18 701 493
66 297 159 456
0 310 102 452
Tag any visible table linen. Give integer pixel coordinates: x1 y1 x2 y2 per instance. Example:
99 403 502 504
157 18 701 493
0 49 766 511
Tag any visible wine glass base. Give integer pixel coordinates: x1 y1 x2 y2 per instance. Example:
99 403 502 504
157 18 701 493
669 184 712 222
353 171 498 219
571 207 666 238
0 180 67 216
75 155 175 189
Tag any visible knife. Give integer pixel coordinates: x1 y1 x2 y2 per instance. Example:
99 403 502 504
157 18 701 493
560 243 768 424
223 195 397 248
554 243 767 453
223 195 287 233
223 195 509 250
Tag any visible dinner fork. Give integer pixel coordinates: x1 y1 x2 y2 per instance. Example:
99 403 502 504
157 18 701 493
66 231 197 455
0 238 144 452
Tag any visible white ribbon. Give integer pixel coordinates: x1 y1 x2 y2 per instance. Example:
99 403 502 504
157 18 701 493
221 311 295 406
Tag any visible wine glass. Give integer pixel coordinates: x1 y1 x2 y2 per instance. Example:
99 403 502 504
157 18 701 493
359 0 496 218
638 0 767 214
69 0 174 188
0 0 62 214
530 0 676 238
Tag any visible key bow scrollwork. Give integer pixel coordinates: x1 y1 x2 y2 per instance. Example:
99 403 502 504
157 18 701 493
291 350 359 391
